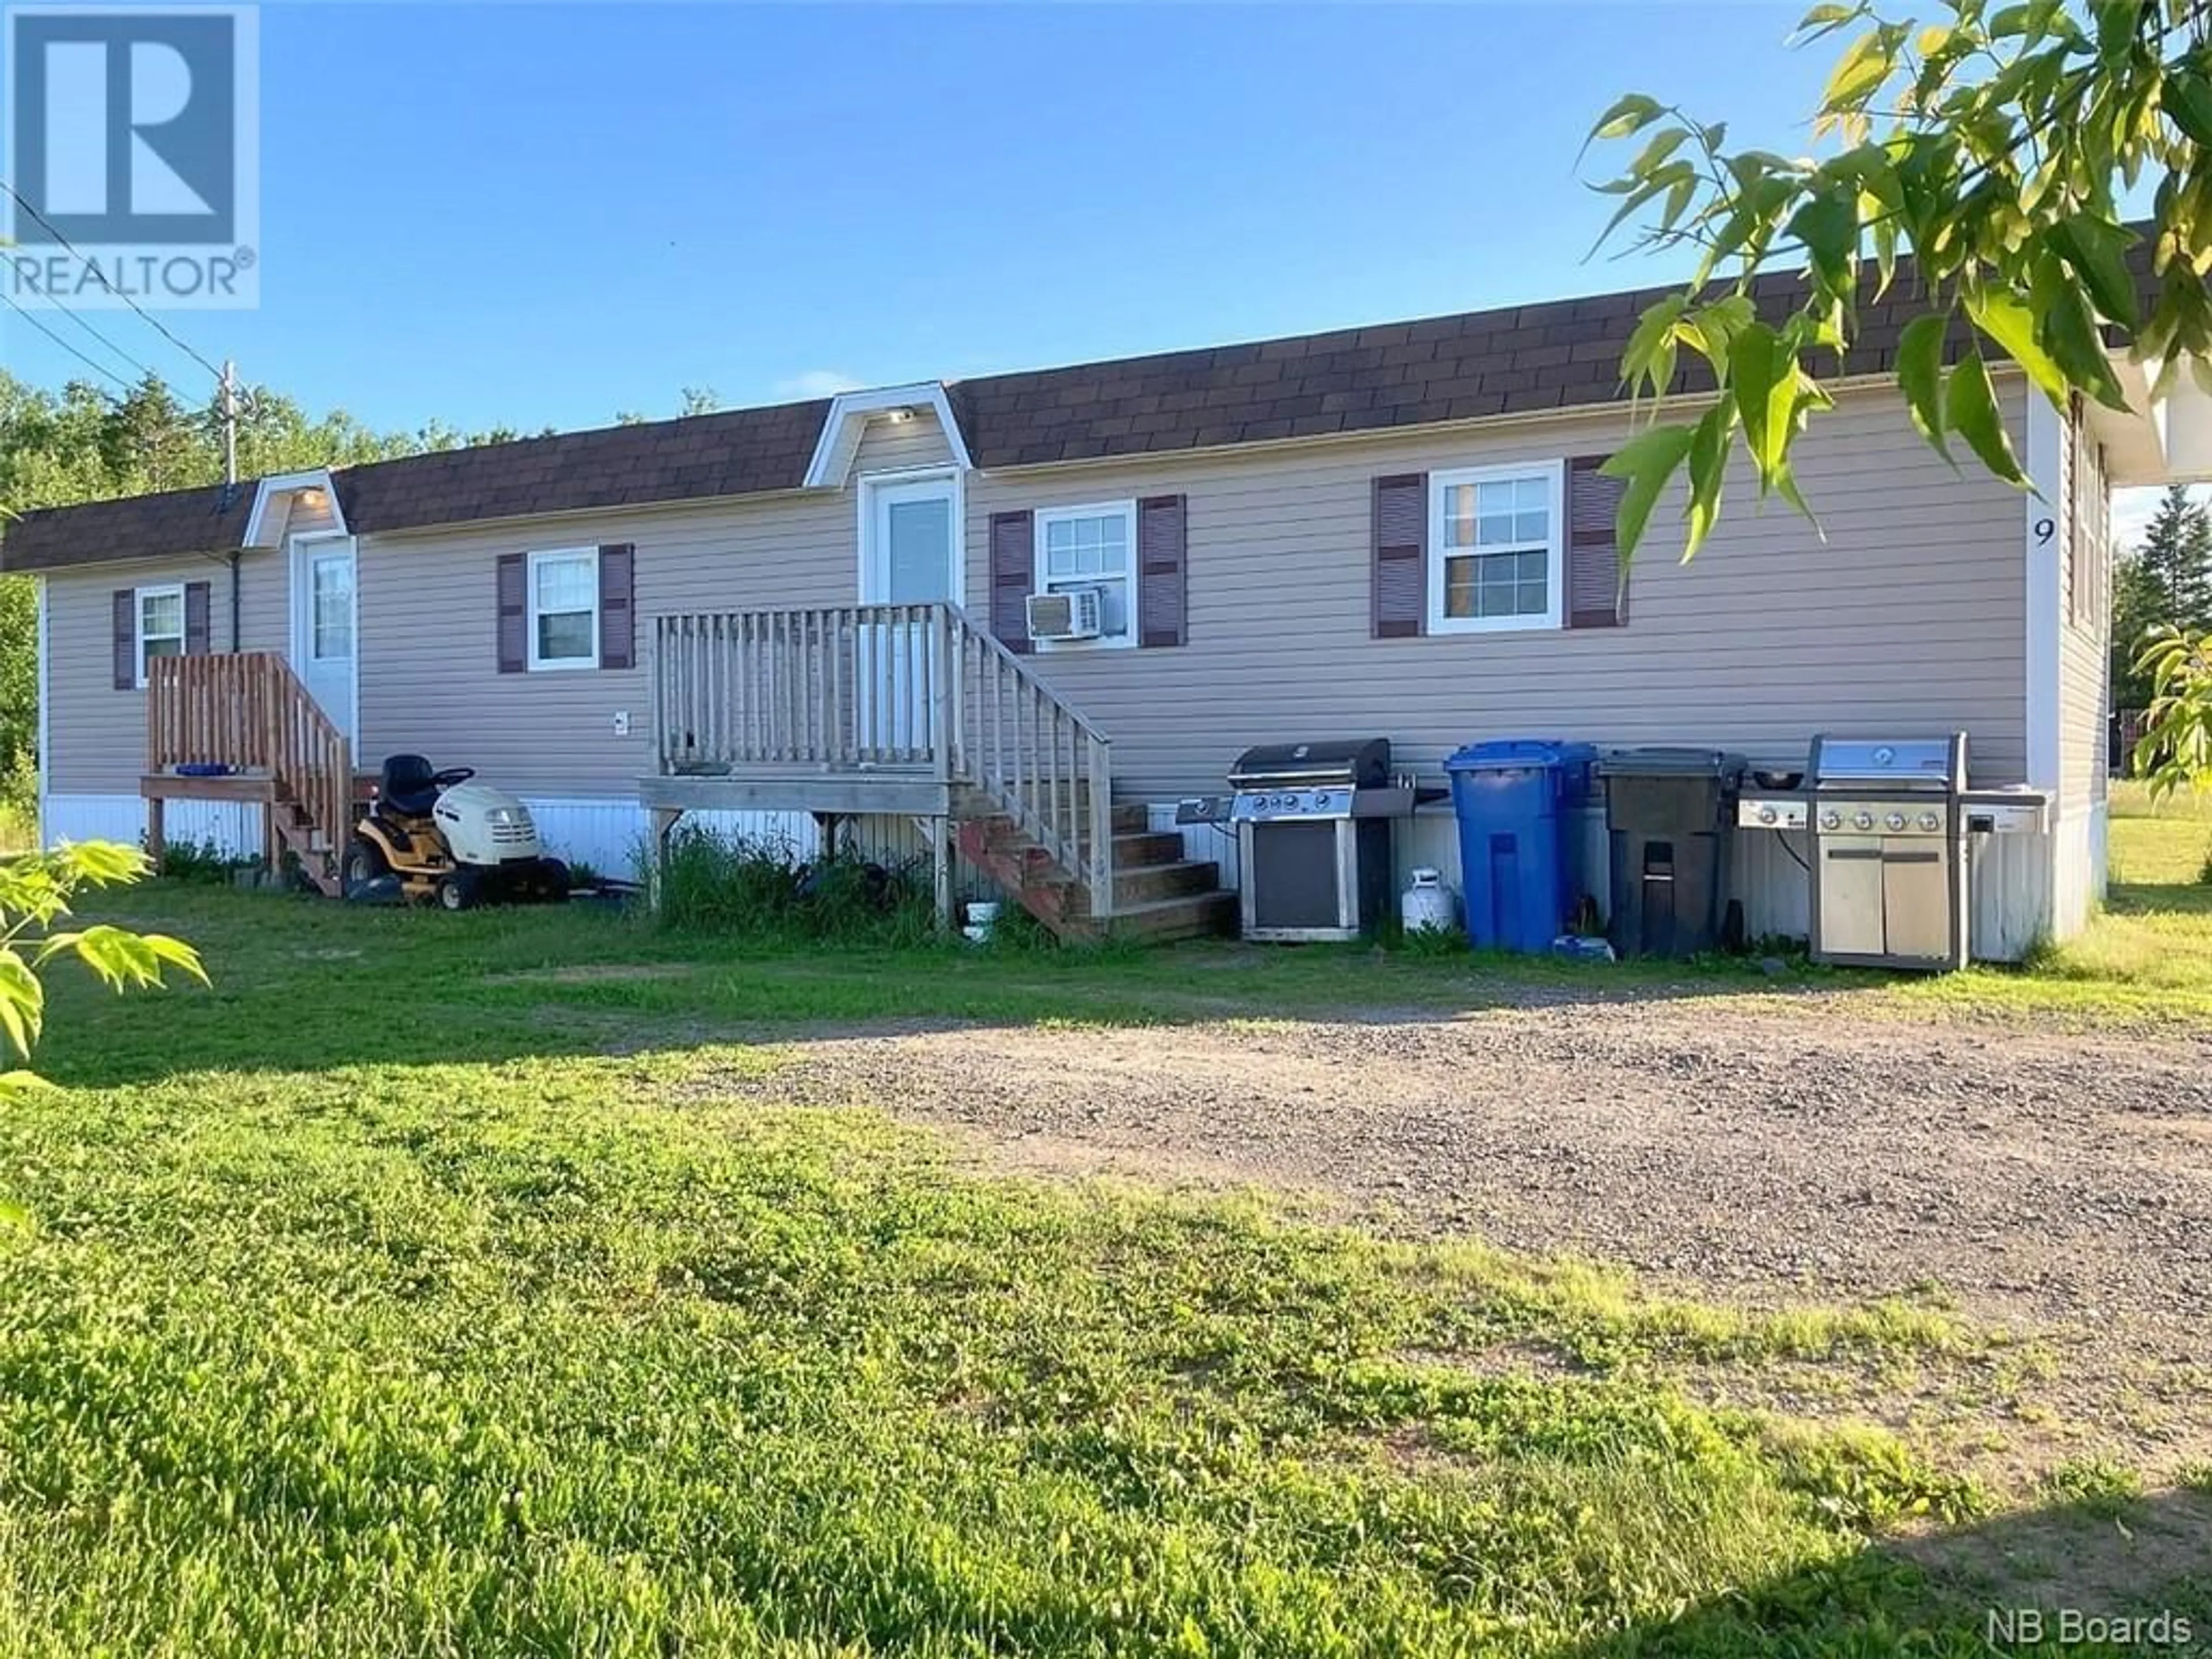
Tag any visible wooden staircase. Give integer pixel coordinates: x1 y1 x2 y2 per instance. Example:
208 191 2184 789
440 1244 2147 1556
143 652 354 897
649 604 1238 942
955 800 1235 942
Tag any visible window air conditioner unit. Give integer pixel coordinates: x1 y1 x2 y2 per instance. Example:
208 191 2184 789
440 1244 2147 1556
1027 587 1103 641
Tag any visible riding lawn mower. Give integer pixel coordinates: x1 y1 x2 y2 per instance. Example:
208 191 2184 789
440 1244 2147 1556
344 754 571 910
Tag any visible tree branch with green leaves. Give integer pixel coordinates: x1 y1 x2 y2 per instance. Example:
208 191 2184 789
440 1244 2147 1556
0 842 204 1111
1587 0 2212 562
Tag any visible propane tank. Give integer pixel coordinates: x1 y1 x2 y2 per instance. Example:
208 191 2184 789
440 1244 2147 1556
1400 866 1456 935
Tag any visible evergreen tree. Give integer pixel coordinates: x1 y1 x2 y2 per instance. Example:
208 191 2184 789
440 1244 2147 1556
2135 486 2212 638
2112 553 2168 713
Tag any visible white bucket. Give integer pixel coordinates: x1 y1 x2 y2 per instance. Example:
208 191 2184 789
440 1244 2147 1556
965 900 1001 940
1401 867 1456 935
961 923 991 945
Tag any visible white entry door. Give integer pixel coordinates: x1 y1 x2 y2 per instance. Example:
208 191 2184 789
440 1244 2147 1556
291 537 357 756
858 475 957 757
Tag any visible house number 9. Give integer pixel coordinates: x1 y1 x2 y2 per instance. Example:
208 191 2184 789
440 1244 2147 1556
2035 517 2055 544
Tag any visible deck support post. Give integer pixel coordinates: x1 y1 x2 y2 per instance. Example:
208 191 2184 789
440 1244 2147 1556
646 807 682 910
145 797 165 873
929 813 953 933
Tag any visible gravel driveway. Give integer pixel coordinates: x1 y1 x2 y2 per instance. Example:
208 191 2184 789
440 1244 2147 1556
721 991 2212 1469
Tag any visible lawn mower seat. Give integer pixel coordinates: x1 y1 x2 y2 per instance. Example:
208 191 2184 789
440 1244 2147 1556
378 753 443 818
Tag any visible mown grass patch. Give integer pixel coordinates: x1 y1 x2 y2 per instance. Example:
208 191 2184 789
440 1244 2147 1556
1 874 2201 1653
0 1047 2054 1658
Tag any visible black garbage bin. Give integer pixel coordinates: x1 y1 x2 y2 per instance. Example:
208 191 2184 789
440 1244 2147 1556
1596 748 1747 959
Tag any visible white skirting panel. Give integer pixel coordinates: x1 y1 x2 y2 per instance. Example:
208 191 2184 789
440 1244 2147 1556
44 792 264 859
2047 801 2104 941
521 797 825 880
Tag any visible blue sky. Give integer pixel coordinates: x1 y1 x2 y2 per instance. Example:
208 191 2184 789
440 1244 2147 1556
4 2 1835 434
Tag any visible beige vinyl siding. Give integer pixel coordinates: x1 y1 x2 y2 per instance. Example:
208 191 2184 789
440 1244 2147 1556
44 550 287 793
2057 412 2111 813
850 410 955 475
358 491 854 793
967 381 2032 800
265 488 339 546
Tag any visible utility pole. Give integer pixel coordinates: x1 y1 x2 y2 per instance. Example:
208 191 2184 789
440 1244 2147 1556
219 358 238 485
219 358 241 654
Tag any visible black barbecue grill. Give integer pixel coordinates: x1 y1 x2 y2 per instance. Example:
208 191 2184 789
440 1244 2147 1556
1179 739 1420 941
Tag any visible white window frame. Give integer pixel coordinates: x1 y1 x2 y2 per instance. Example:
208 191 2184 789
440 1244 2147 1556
526 547 600 672
134 582 186 688
1427 460 1566 635
1032 499 1140 653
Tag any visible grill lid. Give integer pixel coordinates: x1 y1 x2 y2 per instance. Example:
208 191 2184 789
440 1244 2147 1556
1809 733 1967 790
1229 738 1391 789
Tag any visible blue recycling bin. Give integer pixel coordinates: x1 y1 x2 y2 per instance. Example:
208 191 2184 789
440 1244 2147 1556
1445 740 1597 953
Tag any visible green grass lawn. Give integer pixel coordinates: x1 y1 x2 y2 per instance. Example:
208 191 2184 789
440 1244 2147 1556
1900 782 2212 1022
1 830 2208 1654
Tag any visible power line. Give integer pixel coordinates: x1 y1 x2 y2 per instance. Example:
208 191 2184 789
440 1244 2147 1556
0 175 227 384
16 284 158 385
0 288 131 391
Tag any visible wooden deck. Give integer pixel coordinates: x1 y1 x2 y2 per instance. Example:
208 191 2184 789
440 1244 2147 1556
141 653 362 895
646 603 1138 934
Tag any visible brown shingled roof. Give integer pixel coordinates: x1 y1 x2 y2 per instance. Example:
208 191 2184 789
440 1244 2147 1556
1 480 255 574
949 269 1891 468
332 397 830 535
0 257 2115 574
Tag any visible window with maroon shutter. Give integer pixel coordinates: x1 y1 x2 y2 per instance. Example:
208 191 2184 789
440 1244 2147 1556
183 581 211 655
496 552 528 673
988 510 1034 653
1137 495 1187 648
1566 456 1630 629
599 543 635 669
1372 474 1426 638
112 590 136 690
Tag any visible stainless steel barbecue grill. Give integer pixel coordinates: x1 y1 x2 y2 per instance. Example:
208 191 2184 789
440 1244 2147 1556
1177 739 1416 941
1737 731 2055 972
1800 734 1969 970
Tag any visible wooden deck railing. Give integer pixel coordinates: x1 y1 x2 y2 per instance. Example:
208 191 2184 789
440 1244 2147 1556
146 651 352 876
652 604 1115 908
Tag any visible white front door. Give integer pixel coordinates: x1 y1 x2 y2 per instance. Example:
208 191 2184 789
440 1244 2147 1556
858 475 958 757
863 475 958 605
291 536 357 756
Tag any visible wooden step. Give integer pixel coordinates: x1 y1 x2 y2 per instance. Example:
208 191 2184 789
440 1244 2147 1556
1112 830 1187 868
1105 891 1238 944
1112 858 1221 907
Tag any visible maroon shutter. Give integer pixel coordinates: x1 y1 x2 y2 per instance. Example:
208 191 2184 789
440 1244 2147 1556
1372 474 1426 638
183 581 212 655
599 543 635 670
1566 456 1629 629
1137 494 1187 648
496 552 527 673
988 510 1034 653
112 590 137 690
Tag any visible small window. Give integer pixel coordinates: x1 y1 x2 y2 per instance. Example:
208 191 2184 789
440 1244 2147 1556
1034 501 1138 648
528 548 599 670
137 584 185 685
310 554 354 661
1429 463 1564 634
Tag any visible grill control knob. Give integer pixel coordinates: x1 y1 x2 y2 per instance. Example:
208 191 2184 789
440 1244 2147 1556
1757 805 1778 825
1853 810 1875 831
1820 809 1842 830
1885 811 1907 832
1919 810 1941 832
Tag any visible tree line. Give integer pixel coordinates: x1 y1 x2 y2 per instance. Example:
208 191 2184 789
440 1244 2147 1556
2113 486 2212 713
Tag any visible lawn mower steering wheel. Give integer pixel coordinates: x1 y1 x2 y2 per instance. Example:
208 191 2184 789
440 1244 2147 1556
430 767 476 790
